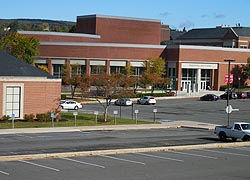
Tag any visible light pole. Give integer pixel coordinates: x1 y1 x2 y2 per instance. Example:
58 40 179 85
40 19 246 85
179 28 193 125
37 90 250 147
224 59 235 126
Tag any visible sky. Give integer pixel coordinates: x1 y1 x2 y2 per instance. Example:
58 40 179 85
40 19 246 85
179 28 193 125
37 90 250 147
1 0 249 30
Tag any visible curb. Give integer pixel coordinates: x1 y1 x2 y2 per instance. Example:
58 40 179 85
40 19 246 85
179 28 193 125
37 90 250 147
1 141 250 162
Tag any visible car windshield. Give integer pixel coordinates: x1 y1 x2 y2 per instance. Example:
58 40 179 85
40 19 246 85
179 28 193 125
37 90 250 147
241 124 250 130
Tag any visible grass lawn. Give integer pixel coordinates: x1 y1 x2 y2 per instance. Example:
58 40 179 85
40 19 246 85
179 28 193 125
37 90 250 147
0 112 155 129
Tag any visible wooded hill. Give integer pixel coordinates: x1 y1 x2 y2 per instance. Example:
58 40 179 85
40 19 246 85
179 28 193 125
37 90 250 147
0 19 76 33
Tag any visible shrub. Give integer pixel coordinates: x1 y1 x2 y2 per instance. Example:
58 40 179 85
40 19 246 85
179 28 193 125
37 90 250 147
36 112 51 122
61 94 67 100
220 85 228 91
1 115 10 122
24 114 35 121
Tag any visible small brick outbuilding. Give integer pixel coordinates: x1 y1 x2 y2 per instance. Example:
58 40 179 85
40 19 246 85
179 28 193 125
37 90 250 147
0 51 61 119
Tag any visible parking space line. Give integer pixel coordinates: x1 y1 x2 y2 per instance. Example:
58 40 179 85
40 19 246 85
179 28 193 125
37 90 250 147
168 150 218 159
226 147 250 152
18 160 60 172
61 157 105 168
15 134 33 139
0 170 9 176
135 152 184 162
99 155 146 165
196 149 250 157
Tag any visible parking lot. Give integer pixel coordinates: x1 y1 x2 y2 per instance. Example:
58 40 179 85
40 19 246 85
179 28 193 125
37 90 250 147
0 146 249 180
81 97 250 125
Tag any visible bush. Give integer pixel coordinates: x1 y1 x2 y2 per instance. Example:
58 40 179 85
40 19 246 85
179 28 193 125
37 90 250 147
1 115 10 122
24 114 35 121
36 112 51 122
61 94 67 100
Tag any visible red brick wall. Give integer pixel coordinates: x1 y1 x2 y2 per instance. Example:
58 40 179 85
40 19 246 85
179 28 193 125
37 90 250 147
23 81 61 116
39 45 164 60
76 15 161 44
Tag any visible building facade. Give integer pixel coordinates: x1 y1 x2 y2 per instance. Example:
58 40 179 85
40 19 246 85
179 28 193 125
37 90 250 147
0 51 61 119
18 14 250 92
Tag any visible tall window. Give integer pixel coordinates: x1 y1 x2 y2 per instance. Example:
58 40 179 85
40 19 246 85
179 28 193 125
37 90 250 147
6 86 21 118
71 65 86 76
90 65 106 74
53 64 62 78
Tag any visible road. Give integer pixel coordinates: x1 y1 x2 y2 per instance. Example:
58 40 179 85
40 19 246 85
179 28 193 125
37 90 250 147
81 98 250 125
0 128 216 156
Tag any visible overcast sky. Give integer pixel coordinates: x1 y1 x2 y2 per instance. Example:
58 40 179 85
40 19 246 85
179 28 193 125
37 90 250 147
1 0 249 30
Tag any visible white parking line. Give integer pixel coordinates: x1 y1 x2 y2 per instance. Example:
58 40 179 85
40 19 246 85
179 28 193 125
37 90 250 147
61 157 105 168
196 149 250 157
99 155 146 165
168 150 218 159
135 152 184 162
0 170 9 176
226 147 250 152
15 134 33 139
18 160 60 172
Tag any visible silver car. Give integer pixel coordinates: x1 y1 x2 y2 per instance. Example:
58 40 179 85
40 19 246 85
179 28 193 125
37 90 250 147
137 96 156 105
114 98 133 106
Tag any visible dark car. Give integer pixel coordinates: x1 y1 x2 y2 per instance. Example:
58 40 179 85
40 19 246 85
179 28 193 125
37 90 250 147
220 92 237 100
200 94 219 101
236 92 247 99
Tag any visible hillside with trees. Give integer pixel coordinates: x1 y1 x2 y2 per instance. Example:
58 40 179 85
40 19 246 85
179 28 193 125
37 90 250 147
0 19 76 33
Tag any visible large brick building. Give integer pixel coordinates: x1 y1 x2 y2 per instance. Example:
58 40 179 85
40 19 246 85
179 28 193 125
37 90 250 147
18 14 250 92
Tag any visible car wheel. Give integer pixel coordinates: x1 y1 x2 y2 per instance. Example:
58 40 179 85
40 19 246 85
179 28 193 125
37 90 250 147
74 106 78 110
146 101 149 105
242 135 250 141
219 132 227 141
61 106 64 109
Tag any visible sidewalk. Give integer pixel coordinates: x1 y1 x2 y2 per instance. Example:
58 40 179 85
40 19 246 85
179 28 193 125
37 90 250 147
0 120 219 135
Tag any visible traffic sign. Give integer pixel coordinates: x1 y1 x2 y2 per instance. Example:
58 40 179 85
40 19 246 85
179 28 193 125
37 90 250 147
225 74 233 84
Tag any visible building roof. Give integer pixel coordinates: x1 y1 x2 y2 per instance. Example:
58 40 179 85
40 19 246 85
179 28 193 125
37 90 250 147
232 27 250 37
176 26 250 40
176 27 230 40
0 50 54 78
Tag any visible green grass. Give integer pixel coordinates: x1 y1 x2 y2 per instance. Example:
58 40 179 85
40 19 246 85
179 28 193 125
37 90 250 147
0 112 155 129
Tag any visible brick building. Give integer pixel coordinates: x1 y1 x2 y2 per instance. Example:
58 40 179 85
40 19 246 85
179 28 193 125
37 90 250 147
0 51 61 119
18 14 250 92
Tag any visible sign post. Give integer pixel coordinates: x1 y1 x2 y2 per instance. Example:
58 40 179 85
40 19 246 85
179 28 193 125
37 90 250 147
73 111 78 127
51 112 54 127
153 109 157 123
94 111 99 125
134 110 139 124
113 110 118 125
11 113 15 129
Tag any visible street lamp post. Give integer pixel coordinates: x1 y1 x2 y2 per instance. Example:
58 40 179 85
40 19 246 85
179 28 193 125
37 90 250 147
224 59 235 126
238 77 241 94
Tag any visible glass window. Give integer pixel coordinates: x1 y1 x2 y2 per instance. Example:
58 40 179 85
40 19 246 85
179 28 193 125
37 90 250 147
90 65 106 74
6 87 21 118
53 64 62 78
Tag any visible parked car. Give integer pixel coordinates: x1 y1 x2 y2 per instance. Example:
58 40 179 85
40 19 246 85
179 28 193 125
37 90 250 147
200 94 219 101
220 92 237 100
137 96 156 105
236 92 247 99
61 100 82 110
60 100 67 104
114 98 133 106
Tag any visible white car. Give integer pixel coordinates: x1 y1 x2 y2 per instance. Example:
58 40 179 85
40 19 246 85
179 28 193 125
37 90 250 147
137 96 156 105
61 100 82 110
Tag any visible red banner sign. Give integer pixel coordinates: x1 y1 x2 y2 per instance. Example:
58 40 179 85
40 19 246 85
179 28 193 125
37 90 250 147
225 74 233 84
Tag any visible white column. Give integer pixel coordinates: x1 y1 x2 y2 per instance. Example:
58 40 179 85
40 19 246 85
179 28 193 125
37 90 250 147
196 68 201 92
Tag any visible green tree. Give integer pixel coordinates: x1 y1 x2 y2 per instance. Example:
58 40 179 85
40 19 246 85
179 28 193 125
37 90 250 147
0 33 39 64
243 57 250 78
141 57 168 94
